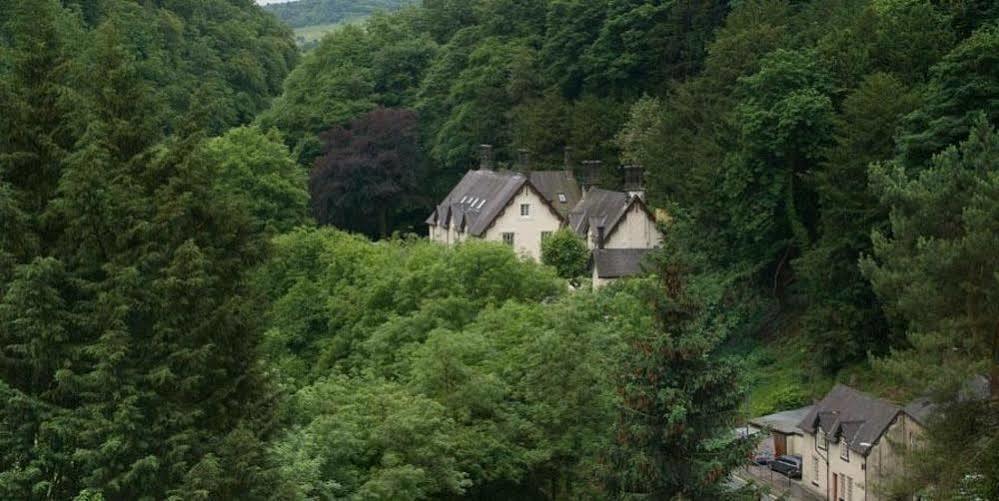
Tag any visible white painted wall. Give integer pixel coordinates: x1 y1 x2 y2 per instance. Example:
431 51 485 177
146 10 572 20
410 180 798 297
802 415 923 501
604 204 663 249
482 186 562 262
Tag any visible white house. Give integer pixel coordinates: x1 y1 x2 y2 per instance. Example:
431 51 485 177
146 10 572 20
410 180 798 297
426 147 663 285
798 385 927 501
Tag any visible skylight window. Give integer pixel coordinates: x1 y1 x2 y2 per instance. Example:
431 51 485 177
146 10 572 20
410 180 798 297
558 193 567 203
476 199 486 209
461 196 468 203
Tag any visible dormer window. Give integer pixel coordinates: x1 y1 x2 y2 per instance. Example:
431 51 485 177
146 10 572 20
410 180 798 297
841 442 850 462
819 433 828 451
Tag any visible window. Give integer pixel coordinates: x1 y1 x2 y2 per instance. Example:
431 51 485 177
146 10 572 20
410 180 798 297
541 231 552 242
502 232 514 246
812 456 820 487
847 476 854 501
841 442 850 462
476 199 486 209
839 475 846 501
558 193 567 203
520 203 530 217
819 434 828 451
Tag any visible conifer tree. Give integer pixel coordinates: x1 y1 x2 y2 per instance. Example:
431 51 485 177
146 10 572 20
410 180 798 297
604 258 750 499
862 117 999 500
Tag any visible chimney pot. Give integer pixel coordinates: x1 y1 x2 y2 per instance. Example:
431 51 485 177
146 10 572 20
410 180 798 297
479 144 494 170
516 149 530 171
581 160 602 190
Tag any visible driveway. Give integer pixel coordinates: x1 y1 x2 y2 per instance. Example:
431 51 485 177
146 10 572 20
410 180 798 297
732 464 825 500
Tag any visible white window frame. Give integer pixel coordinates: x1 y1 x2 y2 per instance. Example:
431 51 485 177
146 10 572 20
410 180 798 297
520 203 530 217
841 442 850 462
502 232 514 246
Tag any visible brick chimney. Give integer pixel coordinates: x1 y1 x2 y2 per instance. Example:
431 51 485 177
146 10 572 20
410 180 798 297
516 149 531 172
479 144 494 169
581 160 602 191
563 146 575 177
622 165 645 201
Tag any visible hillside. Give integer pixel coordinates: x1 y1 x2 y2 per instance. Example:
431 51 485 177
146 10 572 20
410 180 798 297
4 0 998 499
263 0 413 28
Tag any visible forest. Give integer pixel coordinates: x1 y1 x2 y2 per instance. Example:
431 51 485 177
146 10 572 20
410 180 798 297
1 0 998 499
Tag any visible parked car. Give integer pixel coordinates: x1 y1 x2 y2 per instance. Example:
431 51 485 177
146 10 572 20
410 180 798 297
770 455 802 479
753 453 773 466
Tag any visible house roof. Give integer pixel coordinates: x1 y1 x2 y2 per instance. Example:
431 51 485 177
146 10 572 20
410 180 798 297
798 384 905 457
901 374 991 426
528 171 581 218
593 248 654 278
426 169 565 236
749 405 814 435
568 188 657 245
569 188 630 237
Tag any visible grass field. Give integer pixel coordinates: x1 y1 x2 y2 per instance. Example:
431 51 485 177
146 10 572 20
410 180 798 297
293 18 367 48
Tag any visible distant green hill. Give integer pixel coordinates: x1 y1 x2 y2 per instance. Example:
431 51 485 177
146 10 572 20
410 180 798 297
263 0 413 28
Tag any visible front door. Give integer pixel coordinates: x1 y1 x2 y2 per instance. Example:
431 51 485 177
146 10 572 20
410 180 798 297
832 473 838 501
774 433 787 457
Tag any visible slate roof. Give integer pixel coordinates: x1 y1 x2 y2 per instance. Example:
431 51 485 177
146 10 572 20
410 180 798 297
749 405 814 435
902 374 991 426
528 171 581 218
593 248 654 278
427 169 569 237
569 188 630 237
798 385 905 457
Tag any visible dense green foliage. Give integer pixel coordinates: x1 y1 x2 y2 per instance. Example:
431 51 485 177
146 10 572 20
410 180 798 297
540 228 589 283
0 0 300 498
605 255 752 498
5 0 999 498
861 120 999 498
264 0 414 28
256 229 692 498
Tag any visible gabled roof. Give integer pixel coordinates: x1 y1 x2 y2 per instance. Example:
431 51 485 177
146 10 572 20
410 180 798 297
427 169 565 236
529 171 581 218
798 384 905 457
569 188 629 236
593 248 654 278
568 188 656 241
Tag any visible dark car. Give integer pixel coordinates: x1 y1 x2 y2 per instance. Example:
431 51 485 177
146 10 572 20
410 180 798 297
769 455 802 479
753 453 773 466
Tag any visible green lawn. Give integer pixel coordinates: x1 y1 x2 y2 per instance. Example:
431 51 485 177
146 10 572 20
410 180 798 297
293 18 367 48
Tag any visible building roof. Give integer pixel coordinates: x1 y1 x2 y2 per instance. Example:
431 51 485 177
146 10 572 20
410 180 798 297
749 405 814 435
569 188 630 237
901 374 991 426
426 169 565 237
593 248 654 278
528 171 582 218
798 385 905 457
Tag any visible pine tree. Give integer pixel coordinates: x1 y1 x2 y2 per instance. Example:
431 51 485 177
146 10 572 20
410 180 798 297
862 117 999 499
604 258 750 499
